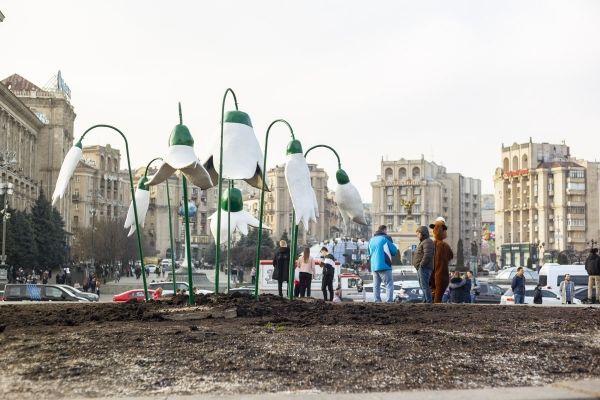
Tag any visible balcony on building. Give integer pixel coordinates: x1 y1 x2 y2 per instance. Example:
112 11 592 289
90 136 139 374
72 193 80 202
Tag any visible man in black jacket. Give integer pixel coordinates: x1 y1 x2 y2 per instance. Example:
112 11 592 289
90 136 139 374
320 247 336 301
273 240 290 297
585 248 600 304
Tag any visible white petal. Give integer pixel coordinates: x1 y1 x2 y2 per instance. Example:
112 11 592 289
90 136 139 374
207 122 264 181
165 145 198 170
147 162 176 186
209 210 268 244
335 182 367 226
285 153 318 231
52 146 82 206
123 188 150 236
180 163 213 189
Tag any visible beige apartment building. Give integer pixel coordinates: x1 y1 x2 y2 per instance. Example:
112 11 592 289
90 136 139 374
371 157 481 262
494 140 600 267
1 73 76 231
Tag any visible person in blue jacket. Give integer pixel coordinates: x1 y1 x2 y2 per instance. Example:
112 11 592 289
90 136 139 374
368 225 398 303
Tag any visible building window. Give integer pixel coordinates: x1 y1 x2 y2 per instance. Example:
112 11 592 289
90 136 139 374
386 216 394 230
413 187 421 195
385 168 393 182
569 170 584 178
567 219 585 226
400 187 407 195
399 168 407 179
567 183 585 191
412 167 420 179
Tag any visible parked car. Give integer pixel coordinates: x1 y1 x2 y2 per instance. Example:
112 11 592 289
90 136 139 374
112 289 156 303
500 287 582 305
364 280 418 302
3 284 90 302
58 284 99 302
489 267 539 288
538 263 589 291
473 282 505 304
144 264 158 274
148 281 189 297
228 286 255 295
574 287 597 303
394 284 424 303
0 289 4 301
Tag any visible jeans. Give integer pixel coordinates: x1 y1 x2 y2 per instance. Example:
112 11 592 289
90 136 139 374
418 268 433 303
322 275 334 301
514 293 525 304
373 269 394 303
299 272 312 297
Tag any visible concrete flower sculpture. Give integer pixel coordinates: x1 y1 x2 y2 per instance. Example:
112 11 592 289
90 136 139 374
147 123 213 189
209 187 266 244
334 169 368 227
284 139 318 230
51 142 83 206
124 176 150 237
204 111 267 190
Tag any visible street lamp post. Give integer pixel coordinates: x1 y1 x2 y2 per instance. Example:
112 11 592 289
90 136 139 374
0 182 14 270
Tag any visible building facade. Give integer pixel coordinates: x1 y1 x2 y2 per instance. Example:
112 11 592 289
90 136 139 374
1 73 76 232
494 140 600 267
371 157 481 262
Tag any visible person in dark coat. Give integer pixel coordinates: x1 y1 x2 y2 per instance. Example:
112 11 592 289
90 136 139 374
533 284 543 304
272 240 291 297
448 271 468 303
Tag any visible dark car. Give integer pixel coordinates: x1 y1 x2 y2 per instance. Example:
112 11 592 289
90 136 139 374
395 285 424 303
574 287 597 303
3 284 89 302
474 282 505 304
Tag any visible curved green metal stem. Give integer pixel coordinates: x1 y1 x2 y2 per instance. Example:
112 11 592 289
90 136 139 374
227 180 232 292
304 144 342 170
215 89 239 293
143 157 177 296
78 124 149 301
177 103 195 305
254 119 296 299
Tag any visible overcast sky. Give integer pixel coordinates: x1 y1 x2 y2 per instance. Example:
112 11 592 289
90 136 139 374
2 1 600 201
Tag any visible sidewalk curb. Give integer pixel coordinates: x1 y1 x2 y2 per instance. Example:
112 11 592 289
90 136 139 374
64 379 600 400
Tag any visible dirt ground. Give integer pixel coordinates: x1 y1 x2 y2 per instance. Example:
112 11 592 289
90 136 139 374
0 294 599 399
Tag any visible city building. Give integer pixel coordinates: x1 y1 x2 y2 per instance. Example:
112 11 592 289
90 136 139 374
1 72 76 231
494 140 600 267
371 157 482 263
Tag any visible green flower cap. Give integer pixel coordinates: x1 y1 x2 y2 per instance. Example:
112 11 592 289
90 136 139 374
74 140 83 149
138 176 149 191
169 124 194 147
286 139 303 155
336 169 350 185
224 110 253 128
220 187 243 212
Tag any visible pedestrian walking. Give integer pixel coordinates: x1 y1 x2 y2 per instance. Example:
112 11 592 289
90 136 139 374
250 266 256 285
367 225 398 303
585 248 600 304
320 247 336 301
413 226 434 303
272 240 290 297
511 267 526 304
560 274 576 304
296 247 316 297
466 271 479 304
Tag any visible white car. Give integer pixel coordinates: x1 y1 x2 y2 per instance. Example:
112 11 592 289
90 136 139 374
500 288 582 305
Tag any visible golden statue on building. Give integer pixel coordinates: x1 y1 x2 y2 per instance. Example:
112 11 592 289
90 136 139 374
400 197 417 216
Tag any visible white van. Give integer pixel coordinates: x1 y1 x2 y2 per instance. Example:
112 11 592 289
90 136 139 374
538 263 588 291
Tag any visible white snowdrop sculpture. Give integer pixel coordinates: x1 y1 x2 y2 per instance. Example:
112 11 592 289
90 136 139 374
209 187 266 244
123 176 150 237
203 110 267 190
52 142 83 206
334 169 368 226
147 123 213 189
284 139 318 230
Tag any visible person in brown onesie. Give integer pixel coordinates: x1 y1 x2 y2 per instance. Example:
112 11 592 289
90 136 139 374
429 217 454 303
